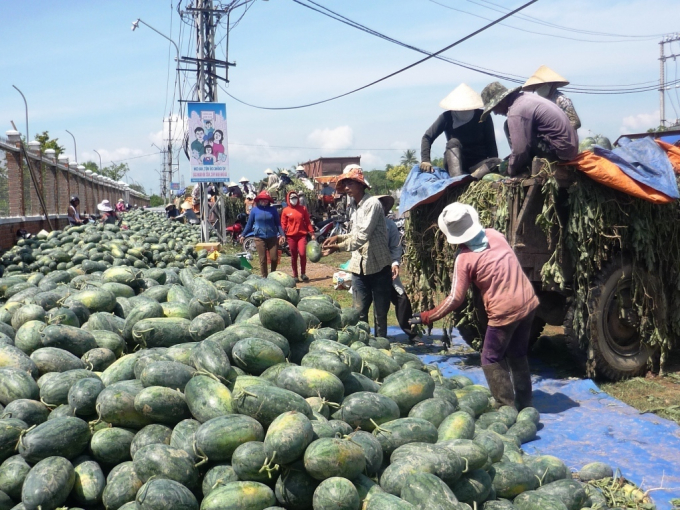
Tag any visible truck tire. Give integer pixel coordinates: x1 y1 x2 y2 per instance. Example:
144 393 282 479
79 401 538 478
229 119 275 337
587 261 654 380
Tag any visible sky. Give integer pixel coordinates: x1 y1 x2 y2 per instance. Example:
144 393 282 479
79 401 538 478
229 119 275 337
2 0 680 197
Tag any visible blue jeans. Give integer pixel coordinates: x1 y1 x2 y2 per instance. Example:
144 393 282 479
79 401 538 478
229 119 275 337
352 265 392 338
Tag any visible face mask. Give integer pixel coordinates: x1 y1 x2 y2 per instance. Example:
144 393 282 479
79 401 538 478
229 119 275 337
536 84 552 98
257 201 268 207
290 197 299 205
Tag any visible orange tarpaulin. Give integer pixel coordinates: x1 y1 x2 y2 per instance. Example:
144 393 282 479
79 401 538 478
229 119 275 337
656 139 680 174
565 151 675 204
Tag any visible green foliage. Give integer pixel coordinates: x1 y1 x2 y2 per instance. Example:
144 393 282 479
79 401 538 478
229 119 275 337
35 131 65 157
81 160 129 182
363 170 395 195
149 195 164 207
83 161 99 172
400 149 418 168
129 183 146 194
386 165 410 188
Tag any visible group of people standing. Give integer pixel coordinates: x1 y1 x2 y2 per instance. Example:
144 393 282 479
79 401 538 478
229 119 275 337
238 190 315 281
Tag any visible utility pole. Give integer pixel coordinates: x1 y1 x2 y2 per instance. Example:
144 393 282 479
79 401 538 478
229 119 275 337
659 33 680 128
167 116 173 194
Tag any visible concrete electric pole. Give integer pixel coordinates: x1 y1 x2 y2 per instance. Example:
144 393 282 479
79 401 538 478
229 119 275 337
659 33 680 128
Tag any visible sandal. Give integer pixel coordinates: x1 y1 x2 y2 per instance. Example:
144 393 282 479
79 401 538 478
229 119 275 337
301 274 310 282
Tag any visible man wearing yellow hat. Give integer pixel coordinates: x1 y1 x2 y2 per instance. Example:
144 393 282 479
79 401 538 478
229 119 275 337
523 65 581 130
420 83 498 177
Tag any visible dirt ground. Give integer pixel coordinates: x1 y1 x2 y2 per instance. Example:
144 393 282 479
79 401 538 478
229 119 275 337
248 248 680 425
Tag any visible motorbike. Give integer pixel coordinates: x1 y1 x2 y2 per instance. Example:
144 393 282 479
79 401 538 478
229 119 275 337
313 210 349 244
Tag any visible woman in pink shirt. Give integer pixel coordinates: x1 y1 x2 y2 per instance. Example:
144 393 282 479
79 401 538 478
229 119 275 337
410 203 539 410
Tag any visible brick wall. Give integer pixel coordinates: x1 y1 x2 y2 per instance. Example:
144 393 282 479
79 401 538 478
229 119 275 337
0 217 70 250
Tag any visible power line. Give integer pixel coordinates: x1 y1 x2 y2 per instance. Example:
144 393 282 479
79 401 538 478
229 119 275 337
428 0 655 43
291 0 671 94
217 0 539 110
464 0 663 39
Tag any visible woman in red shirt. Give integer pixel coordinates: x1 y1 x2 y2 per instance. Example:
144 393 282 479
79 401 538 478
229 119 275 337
281 191 315 282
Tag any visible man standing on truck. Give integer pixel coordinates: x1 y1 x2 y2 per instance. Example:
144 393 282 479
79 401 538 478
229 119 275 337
409 203 538 410
322 167 392 338
480 81 578 177
420 83 498 177
522 66 581 130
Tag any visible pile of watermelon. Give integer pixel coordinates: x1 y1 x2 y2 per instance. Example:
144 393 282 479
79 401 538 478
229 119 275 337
0 213 647 510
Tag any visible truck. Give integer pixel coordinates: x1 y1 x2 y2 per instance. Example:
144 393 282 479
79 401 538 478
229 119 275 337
404 133 680 381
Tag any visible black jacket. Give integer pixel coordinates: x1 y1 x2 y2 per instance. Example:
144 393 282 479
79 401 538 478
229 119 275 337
421 109 498 170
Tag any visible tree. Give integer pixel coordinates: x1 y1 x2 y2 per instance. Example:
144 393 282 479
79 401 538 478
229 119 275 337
35 131 65 157
129 183 146 194
149 195 164 207
386 165 410 188
364 170 396 195
83 161 99 172
100 163 129 181
400 149 418 168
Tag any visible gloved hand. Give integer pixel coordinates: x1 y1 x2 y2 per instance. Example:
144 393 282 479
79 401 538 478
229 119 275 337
419 162 433 172
408 313 423 326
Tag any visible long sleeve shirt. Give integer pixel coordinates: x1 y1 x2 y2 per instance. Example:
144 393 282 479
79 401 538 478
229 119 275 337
421 229 539 327
281 192 314 237
421 109 498 169
336 193 391 275
242 205 283 239
507 93 578 176
385 218 402 267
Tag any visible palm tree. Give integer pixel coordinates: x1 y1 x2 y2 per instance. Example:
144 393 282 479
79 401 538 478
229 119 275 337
400 149 418 168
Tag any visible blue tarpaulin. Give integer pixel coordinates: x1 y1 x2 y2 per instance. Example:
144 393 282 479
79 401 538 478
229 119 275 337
593 136 680 199
398 165 471 215
385 326 680 509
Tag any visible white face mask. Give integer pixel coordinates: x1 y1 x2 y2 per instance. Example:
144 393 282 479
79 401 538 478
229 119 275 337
536 84 553 98
290 197 299 205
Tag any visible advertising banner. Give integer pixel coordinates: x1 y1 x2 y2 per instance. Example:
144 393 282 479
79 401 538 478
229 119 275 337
187 102 228 183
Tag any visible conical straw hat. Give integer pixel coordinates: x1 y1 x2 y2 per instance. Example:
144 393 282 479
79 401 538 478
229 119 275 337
439 83 484 111
523 65 569 90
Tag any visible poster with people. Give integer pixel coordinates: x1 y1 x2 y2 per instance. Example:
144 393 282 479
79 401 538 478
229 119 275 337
187 102 229 182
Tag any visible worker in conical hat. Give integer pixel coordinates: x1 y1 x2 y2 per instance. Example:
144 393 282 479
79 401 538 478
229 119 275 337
420 83 498 178
523 65 581 130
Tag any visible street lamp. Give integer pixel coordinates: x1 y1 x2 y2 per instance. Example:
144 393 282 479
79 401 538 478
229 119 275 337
11 85 29 143
65 130 78 164
93 149 102 171
131 18 179 66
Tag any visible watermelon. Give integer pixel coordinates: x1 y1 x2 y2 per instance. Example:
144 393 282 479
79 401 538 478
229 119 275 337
264 411 314 465
304 438 366 480
306 241 322 263
347 431 383 476
90 427 135 465
491 461 540 498
18 417 91 462
275 469 319 509
133 444 198 489
135 478 199 510
400 471 460 509
195 414 265 463
373 418 438 457
232 441 278 484
130 424 173 459
378 369 435 415
332 392 399 431
438 411 476 441
21 456 75 510
313 477 361 510
72 459 106 506
201 481 276 510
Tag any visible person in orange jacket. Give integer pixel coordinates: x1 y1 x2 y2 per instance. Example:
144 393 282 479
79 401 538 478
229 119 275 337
281 190 315 282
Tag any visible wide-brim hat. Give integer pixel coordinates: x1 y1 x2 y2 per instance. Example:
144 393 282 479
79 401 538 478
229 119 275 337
264 168 273 175
165 203 175 210
296 165 304 171
438 203 483 245
239 177 249 183
480 81 521 121
439 83 484 111
376 195 395 212
118 198 124 202
280 169 290 175
523 65 569 90
97 202 113 212
180 202 192 210
336 167 371 194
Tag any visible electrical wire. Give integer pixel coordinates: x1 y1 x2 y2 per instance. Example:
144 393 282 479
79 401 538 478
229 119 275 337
428 0 654 43
292 0 670 94
214 0 539 110
468 0 664 39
